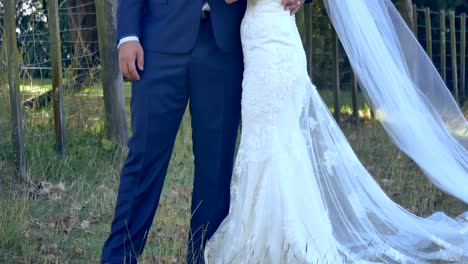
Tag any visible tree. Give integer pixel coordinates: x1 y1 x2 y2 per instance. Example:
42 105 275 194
397 0 414 30
65 0 99 89
95 0 128 146
19 0 99 109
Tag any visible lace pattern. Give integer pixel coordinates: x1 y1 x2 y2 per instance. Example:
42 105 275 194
204 0 468 263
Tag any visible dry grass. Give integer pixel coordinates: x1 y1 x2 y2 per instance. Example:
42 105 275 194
0 85 467 263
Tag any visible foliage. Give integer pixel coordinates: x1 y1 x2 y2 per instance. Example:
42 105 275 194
0 0 76 80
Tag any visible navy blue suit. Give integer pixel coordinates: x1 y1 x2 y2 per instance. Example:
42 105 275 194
102 0 246 263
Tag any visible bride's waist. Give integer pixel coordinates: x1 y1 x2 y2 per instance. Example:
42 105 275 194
242 10 297 34
244 1 295 18
241 11 299 42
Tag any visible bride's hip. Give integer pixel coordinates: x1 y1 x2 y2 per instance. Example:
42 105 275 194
242 46 307 73
241 15 304 61
241 33 307 71
241 8 298 37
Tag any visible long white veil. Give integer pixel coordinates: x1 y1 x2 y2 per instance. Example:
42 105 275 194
205 0 468 262
322 0 468 203
293 0 468 261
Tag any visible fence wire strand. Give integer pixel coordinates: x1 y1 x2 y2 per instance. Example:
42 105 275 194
0 2 466 156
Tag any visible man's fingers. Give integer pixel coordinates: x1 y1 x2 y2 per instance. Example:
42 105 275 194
282 0 303 13
282 0 300 9
137 49 144 71
291 5 301 15
120 60 131 80
122 62 131 80
127 61 140 81
285 3 299 11
118 42 144 80
285 3 299 12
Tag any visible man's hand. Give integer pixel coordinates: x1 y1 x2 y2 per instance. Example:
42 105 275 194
282 0 304 15
119 41 144 81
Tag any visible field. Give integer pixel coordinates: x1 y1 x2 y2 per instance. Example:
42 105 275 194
0 80 467 263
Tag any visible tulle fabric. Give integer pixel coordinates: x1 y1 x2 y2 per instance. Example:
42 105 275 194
205 0 468 263
299 82 468 262
323 0 468 203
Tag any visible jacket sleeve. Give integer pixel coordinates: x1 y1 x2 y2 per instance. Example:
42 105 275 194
117 0 145 40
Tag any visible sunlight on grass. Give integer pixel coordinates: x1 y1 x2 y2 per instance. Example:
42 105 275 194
81 82 132 97
20 78 51 95
19 78 132 98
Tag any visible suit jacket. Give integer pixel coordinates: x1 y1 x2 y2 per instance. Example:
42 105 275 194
117 0 247 53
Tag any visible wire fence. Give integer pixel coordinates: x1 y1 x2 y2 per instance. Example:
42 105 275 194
297 4 467 115
299 4 468 100
0 1 467 178
415 8 467 96
0 0 107 180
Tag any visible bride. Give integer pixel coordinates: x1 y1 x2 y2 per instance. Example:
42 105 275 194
204 0 468 263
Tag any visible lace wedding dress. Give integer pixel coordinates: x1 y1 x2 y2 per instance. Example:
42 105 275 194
204 0 468 263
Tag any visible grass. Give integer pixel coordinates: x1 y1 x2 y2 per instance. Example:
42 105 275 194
0 81 467 263
19 78 132 98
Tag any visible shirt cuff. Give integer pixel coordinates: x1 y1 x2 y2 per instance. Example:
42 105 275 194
118 36 140 49
202 3 210 11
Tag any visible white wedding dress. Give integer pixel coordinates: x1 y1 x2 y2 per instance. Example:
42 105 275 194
205 0 468 263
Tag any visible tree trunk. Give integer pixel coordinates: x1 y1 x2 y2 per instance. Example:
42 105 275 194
66 0 99 89
24 0 99 109
397 0 414 30
47 0 67 154
95 0 128 147
5 0 27 181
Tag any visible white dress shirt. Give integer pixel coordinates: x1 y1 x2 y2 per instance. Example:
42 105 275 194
118 3 210 48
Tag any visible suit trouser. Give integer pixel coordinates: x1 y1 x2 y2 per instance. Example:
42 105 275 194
101 17 243 264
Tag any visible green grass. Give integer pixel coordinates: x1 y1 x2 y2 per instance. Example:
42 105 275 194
19 78 132 98
1 81 467 263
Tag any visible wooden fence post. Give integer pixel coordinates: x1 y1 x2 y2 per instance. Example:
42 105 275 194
333 32 341 123
424 8 433 60
47 0 67 154
5 0 27 181
412 4 418 36
449 11 459 104
398 0 414 30
440 10 447 82
304 5 313 76
460 13 466 104
352 74 359 125
95 0 129 147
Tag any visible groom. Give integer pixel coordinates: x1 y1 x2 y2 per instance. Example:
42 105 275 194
102 0 305 263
